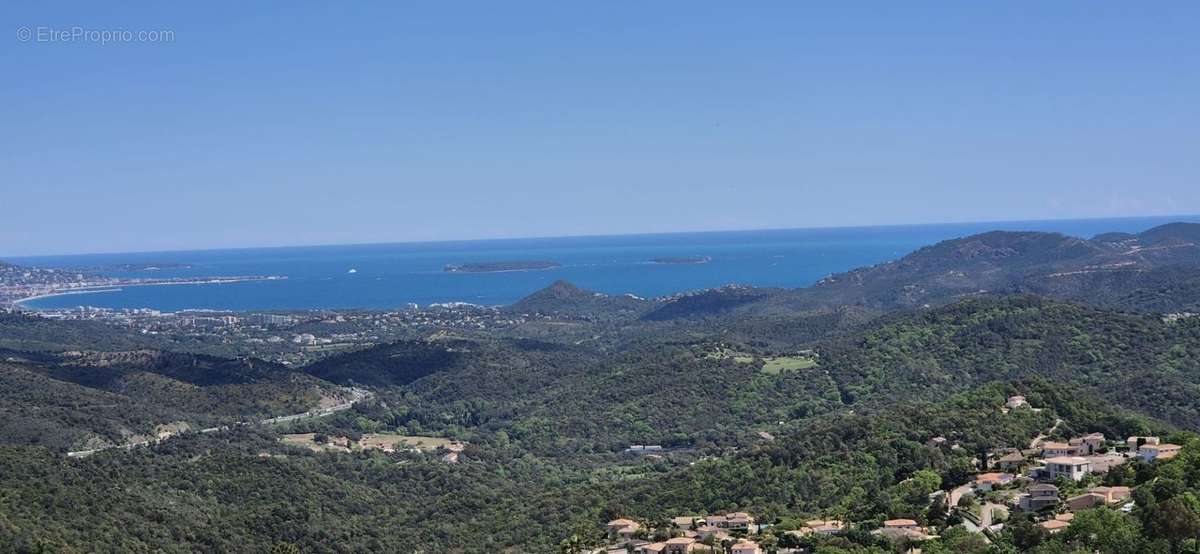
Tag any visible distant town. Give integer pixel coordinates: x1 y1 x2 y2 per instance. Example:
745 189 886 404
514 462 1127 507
0 260 283 309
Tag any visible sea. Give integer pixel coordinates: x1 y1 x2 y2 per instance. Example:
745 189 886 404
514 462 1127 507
11 216 1199 312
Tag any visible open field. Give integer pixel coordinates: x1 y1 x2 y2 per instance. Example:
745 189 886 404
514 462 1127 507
759 355 818 375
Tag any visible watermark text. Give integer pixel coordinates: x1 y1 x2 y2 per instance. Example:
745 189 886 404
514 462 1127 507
17 26 175 44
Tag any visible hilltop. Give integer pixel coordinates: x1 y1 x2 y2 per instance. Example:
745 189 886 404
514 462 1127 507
638 222 1200 319
508 280 652 318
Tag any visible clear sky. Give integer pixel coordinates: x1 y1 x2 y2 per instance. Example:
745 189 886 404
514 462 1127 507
3 2 1198 256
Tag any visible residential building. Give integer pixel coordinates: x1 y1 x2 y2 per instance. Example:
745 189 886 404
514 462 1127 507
1089 486 1132 504
705 512 754 531
694 525 729 542
1041 520 1070 532
671 516 701 530
1139 443 1182 462
607 518 640 541
1007 395 1030 409
1084 454 1126 474
883 519 920 531
1066 492 1107 511
1127 436 1160 449
973 472 1016 491
996 451 1026 471
663 537 698 554
1019 484 1061 511
802 520 845 536
639 543 667 554
730 541 762 554
1069 433 1106 455
1043 456 1092 481
1041 519 1070 534
1041 442 1082 457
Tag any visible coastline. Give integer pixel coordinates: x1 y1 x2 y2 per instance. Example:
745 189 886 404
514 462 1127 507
13 288 123 306
12 276 285 310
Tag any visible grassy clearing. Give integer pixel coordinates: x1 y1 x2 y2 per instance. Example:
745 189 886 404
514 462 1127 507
760 356 818 375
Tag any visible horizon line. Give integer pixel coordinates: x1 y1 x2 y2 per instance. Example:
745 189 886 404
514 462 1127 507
7 212 1200 260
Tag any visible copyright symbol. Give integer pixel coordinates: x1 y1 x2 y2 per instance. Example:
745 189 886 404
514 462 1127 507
16 26 31 41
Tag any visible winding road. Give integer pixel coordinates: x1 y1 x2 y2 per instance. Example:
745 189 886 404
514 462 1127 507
66 387 372 458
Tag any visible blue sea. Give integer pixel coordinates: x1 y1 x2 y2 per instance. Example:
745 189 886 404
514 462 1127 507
12 216 1199 312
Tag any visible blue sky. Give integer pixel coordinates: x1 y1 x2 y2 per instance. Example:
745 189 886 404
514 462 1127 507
2 2 1198 255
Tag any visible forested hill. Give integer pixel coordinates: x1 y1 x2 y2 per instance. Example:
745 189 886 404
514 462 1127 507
638 222 1200 319
816 295 1200 428
508 279 653 318
0 349 342 452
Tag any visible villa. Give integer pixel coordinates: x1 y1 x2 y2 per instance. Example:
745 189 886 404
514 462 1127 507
1139 443 1182 462
1019 484 1061 511
663 537 698 554
995 451 1026 471
1006 395 1030 409
606 518 641 541
973 472 1016 491
1041 519 1071 534
1043 456 1092 481
1069 433 1106 455
730 540 762 554
1041 442 1082 457
1083 454 1126 474
1127 436 1160 449
799 519 845 536
705 512 754 531
1089 486 1132 504
1066 492 1108 511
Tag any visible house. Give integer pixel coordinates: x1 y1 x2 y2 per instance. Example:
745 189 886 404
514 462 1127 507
663 537 698 554
883 519 920 531
1084 454 1126 474
1127 436 1160 449
1043 456 1093 481
639 543 667 554
1041 519 1070 534
607 518 641 541
671 516 701 530
1007 395 1030 409
1139 443 1182 462
802 520 845 535
927 436 948 448
705 512 754 531
873 524 932 542
694 525 729 542
730 541 762 554
1019 484 1061 511
996 451 1026 471
1041 442 1082 457
973 472 1016 491
1066 492 1107 511
612 541 650 554
1069 433 1106 455
1089 486 1132 504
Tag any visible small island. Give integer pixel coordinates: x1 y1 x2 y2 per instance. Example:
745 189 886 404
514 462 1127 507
444 260 561 273
651 256 711 265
